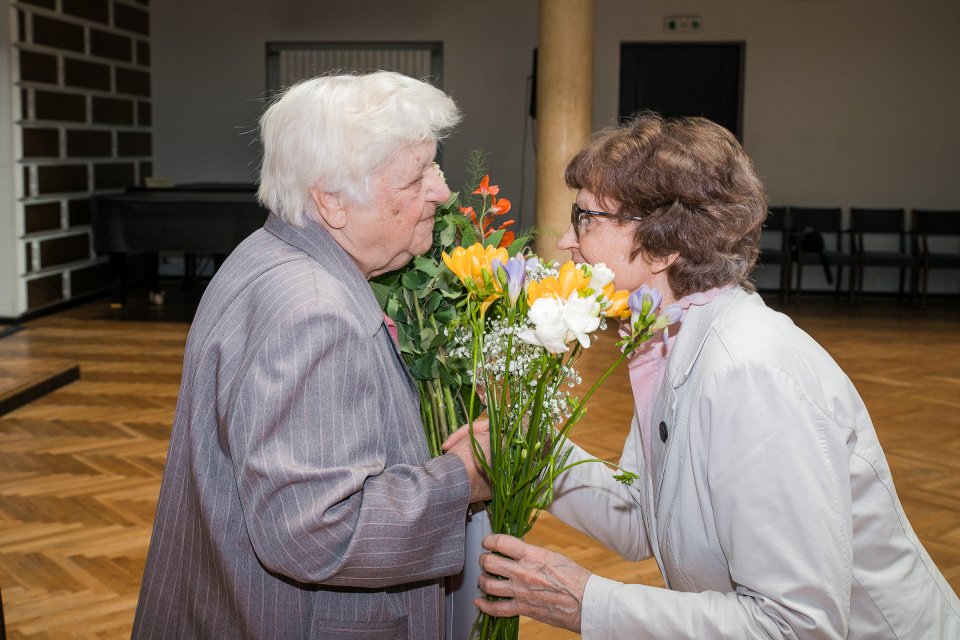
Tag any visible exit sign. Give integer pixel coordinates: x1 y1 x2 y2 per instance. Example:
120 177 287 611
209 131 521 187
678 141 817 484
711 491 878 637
664 16 702 32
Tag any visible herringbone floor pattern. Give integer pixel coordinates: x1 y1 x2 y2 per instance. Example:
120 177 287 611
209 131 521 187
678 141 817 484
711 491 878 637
0 294 957 639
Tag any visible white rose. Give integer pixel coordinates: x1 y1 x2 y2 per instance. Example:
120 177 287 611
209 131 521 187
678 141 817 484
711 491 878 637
562 294 601 348
519 297 570 354
587 263 615 292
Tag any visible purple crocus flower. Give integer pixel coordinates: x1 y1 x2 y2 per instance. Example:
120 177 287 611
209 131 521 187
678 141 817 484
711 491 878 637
503 255 527 306
491 255 527 306
627 285 662 322
660 302 683 325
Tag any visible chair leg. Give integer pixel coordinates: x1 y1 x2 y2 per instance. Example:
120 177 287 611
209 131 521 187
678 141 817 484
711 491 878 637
922 265 930 308
857 264 866 302
849 264 863 304
795 262 804 302
837 264 851 302
779 263 789 302
910 265 920 307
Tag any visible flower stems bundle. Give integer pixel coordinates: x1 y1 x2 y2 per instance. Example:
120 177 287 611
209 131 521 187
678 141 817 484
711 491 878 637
443 247 680 640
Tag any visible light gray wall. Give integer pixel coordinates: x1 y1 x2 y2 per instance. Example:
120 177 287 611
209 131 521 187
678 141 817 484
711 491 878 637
151 0 537 207
1 3 22 317
152 0 960 293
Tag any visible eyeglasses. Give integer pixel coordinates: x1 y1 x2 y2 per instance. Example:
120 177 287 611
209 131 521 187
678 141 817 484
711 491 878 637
570 203 644 240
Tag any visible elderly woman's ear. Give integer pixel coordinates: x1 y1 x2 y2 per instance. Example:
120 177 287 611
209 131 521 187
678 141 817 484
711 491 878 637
309 188 347 229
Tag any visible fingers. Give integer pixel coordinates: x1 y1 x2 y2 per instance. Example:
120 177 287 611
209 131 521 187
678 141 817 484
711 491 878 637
440 427 467 451
474 594 520 618
440 417 490 452
482 533 527 559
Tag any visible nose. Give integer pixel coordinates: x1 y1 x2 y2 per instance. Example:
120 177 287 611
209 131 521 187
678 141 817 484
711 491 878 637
427 171 451 204
557 224 578 251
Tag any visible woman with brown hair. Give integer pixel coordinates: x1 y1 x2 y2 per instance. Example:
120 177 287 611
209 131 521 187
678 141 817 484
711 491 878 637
472 113 960 638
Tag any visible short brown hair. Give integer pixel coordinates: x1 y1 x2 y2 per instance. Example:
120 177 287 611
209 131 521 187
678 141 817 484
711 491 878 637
565 113 768 297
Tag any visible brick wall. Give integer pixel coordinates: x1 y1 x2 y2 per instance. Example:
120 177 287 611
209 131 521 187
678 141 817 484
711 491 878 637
14 0 151 311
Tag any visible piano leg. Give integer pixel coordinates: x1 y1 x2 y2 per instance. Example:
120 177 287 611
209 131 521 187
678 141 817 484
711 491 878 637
108 252 127 309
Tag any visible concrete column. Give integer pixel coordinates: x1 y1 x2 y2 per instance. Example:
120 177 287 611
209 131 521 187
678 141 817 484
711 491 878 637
534 0 594 261
0 4 24 317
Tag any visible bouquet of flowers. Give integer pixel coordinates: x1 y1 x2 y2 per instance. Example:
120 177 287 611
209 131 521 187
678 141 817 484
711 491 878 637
442 246 680 640
371 154 529 457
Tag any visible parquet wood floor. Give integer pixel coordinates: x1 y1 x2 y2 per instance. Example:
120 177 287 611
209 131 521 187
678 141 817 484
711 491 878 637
0 294 957 639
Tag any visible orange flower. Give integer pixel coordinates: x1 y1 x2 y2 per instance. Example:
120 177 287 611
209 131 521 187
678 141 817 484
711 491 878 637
460 206 477 224
489 196 511 215
442 243 509 288
556 261 590 298
527 261 590 305
472 174 500 197
604 288 631 320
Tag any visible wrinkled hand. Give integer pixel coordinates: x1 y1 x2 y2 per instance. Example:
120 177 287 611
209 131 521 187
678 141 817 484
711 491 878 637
442 418 491 503
474 534 590 633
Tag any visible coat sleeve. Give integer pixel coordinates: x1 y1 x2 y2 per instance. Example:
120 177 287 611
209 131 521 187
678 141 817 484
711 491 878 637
548 421 652 562
581 362 853 640
228 300 472 588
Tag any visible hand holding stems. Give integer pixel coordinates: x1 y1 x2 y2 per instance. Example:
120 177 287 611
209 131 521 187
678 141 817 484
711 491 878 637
474 534 590 633
443 418 492 503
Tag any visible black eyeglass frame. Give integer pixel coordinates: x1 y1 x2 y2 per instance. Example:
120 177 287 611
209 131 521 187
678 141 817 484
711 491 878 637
570 203 645 239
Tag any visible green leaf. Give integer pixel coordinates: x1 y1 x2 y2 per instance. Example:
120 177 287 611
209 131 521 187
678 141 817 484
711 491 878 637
438 220 457 247
434 307 456 325
418 327 437 348
395 321 411 353
427 331 447 350
484 229 505 248
401 270 429 291
385 297 400 319
410 354 440 380
425 292 443 315
412 256 438 276
507 231 534 256
368 280 390 308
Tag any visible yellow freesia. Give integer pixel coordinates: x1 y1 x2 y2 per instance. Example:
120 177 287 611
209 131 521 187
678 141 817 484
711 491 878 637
442 243 508 288
604 288 631 320
527 261 590 305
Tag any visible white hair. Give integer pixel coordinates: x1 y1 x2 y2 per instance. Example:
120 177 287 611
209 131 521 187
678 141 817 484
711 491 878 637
257 71 462 227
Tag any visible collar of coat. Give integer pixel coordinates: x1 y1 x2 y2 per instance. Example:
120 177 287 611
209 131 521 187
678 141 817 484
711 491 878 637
263 213 384 338
665 285 751 388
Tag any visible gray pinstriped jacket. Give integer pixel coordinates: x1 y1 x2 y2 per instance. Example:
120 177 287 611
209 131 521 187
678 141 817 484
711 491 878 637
132 214 471 639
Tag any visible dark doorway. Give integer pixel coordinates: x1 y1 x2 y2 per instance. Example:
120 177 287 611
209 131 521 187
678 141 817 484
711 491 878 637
620 43 744 139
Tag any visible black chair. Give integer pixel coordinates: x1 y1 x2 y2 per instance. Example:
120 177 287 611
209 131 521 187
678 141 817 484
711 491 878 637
849 208 917 303
911 209 960 306
757 206 792 299
788 207 855 301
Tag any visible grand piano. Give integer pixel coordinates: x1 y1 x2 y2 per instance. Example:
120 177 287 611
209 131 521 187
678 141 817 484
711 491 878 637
91 183 269 307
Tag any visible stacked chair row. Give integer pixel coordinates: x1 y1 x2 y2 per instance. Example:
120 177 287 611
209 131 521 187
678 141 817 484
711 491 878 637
758 207 960 305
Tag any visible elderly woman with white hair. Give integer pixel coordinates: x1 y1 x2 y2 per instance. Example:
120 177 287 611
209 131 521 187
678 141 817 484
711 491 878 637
132 72 491 639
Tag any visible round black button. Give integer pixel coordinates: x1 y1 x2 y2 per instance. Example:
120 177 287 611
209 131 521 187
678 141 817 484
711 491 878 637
659 421 669 443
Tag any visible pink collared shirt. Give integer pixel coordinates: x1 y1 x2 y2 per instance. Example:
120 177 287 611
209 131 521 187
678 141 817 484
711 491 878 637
627 286 730 470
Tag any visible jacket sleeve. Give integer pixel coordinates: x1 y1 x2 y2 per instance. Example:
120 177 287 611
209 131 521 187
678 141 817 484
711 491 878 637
548 420 652 562
228 300 471 588
581 362 853 640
